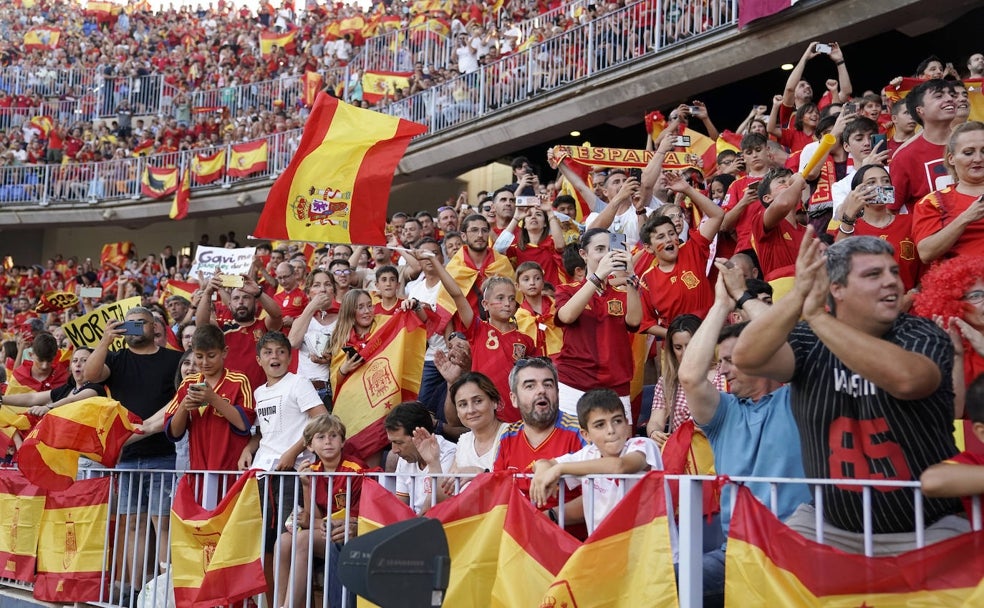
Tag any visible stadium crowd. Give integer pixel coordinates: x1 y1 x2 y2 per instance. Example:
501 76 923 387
3 2 984 602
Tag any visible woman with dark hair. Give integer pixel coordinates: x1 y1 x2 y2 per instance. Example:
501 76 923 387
709 173 736 207
833 164 924 291
768 97 818 154
493 198 567 286
288 268 338 407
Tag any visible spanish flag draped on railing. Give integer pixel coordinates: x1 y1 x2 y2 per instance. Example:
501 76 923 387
227 140 268 178
33 476 111 603
253 93 426 245
541 471 679 607
0 470 45 583
18 397 139 491
356 477 415 536
171 469 266 607
141 165 178 198
725 484 984 605
330 310 427 460
192 149 225 184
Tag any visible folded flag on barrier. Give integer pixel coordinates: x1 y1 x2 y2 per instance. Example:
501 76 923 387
170 164 191 220
541 471 679 607
18 397 139 491
253 93 426 245
141 165 178 199
725 483 984 605
356 477 415 536
171 469 266 607
0 470 45 583
33 476 111 603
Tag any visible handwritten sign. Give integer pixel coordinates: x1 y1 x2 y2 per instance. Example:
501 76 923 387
189 246 256 278
62 297 141 351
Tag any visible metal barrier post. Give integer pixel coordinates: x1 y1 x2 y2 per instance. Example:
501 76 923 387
678 476 704 608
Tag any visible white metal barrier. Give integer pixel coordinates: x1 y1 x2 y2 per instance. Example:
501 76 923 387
0 129 301 207
0 467 970 608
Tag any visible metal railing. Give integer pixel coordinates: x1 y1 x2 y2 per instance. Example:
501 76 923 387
0 129 301 207
379 0 738 136
0 468 969 608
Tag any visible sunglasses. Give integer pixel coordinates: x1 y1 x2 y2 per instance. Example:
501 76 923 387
481 205 492 212
333 269 352 276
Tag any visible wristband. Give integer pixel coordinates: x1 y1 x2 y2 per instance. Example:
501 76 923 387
735 290 756 310
834 60 845 65
838 223 856 235
840 213 856 225
587 273 603 289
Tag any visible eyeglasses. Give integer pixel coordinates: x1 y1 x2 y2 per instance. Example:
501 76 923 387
333 269 352 276
481 205 492 212
963 290 984 304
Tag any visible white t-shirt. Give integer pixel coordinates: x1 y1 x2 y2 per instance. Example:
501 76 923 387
456 45 479 74
251 373 324 471
585 206 641 246
404 275 446 362
556 437 664 534
296 317 335 382
395 435 457 514
454 423 508 471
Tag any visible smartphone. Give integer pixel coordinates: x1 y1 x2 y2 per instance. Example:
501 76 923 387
342 345 360 358
672 135 691 148
118 320 145 335
870 133 886 149
190 382 208 391
627 168 643 181
686 105 700 115
609 232 627 270
843 102 858 115
220 274 245 288
872 186 895 205
815 43 832 54
515 196 538 207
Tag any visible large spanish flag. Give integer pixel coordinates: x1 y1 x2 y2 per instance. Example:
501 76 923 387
259 29 296 56
141 165 178 198
33 476 111 603
227 140 268 178
18 397 139 491
362 71 413 103
541 471 678 607
23 26 61 50
253 93 426 245
192 149 225 184
170 163 191 220
171 470 266 607
330 310 427 460
0 470 45 582
725 484 984 605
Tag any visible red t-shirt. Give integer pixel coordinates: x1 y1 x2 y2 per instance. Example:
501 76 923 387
912 187 984 262
507 236 564 287
461 317 540 422
722 175 765 252
943 450 984 517
638 231 713 332
311 458 365 517
753 217 806 281
221 319 269 393
844 215 924 291
165 369 255 471
493 412 586 504
779 128 816 154
554 283 636 394
889 134 950 213
277 286 309 320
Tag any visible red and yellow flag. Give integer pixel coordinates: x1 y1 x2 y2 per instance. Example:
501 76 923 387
541 471 679 607
18 397 139 491
725 484 984 605
28 115 54 139
132 139 155 157
0 407 31 454
85 1 121 23
159 278 198 306
717 129 743 154
141 165 178 199
227 140 268 178
361 70 412 103
23 26 61 50
192 149 225 184
171 470 266 607
259 29 296 56
330 310 427 459
33 476 112 603
34 291 79 313
170 164 191 220
253 93 426 245
0 470 45 583
303 70 324 108
356 477 415 536
436 246 516 320
100 241 134 268
515 303 563 356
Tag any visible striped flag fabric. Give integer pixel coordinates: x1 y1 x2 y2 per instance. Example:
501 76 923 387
28 115 54 139
356 477 415 536
725 484 984 605
0 407 32 453
259 29 296 56
23 26 61 50
170 164 191 220
170 470 266 607
330 310 427 459
33 476 112 602
132 139 155 157
141 165 178 199
227 140 268 178
192 149 225 184
253 93 426 245
541 472 679 607
303 71 324 108
0 470 46 583
100 241 134 268
361 71 412 103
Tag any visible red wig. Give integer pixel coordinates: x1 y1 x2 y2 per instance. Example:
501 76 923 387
913 256 984 321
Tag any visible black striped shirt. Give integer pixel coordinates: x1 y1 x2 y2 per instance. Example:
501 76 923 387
788 315 961 533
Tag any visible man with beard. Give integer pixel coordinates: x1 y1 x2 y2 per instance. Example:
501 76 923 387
84 306 184 598
195 273 283 390
494 357 586 527
445 214 515 319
